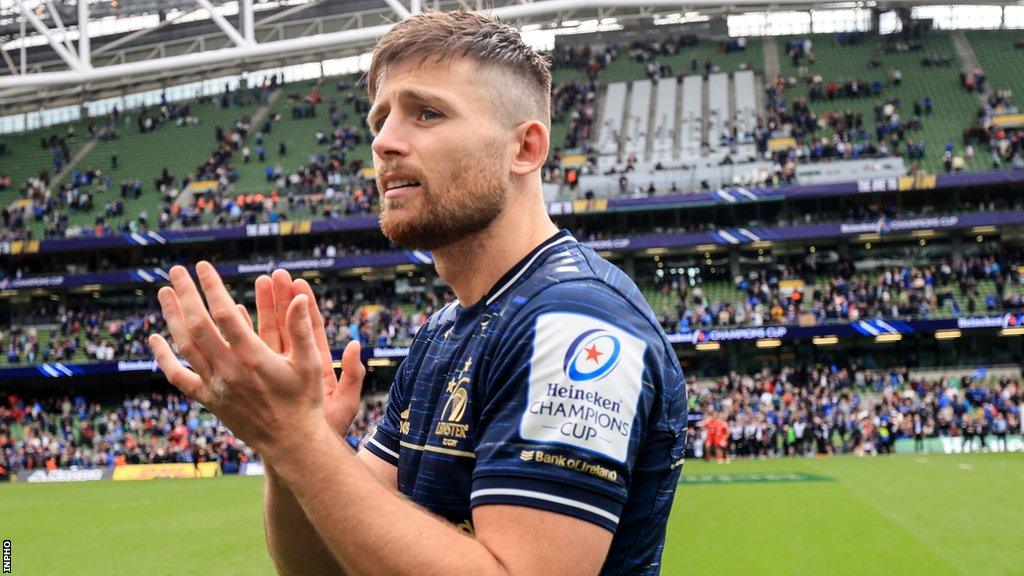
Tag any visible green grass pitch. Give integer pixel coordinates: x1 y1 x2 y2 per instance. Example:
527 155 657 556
2 453 1022 575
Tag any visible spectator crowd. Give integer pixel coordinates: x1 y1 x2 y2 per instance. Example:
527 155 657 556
2 365 1020 481
0 390 385 480
688 366 1022 461
651 254 1024 331
1 286 453 366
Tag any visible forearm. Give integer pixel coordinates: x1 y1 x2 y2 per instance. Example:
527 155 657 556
268 426 509 576
264 464 345 575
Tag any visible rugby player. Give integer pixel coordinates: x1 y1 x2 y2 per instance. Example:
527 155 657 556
150 10 687 575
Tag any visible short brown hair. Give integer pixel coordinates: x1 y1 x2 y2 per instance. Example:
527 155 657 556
367 10 552 126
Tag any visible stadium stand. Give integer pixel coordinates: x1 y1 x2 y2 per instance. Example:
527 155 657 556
0 287 447 366
0 391 384 476
686 366 1022 460
680 74 704 159
3 245 1022 369
12 30 1024 242
643 255 1015 331
5 24 1024 406
772 31 985 173
54 99 260 235
594 81 626 160
2 366 1019 481
651 78 678 164
623 79 652 160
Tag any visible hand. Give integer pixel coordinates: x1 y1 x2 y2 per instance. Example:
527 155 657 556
148 262 327 460
254 269 365 438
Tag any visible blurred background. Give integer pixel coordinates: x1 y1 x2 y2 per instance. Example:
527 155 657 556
0 1 1022 574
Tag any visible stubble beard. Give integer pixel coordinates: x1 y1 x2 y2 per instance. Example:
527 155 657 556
378 144 509 250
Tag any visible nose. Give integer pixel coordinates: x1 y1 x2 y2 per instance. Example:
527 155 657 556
371 114 411 159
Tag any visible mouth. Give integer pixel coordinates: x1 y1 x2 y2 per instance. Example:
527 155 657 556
383 179 422 200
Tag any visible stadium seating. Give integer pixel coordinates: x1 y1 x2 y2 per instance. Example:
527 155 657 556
230 75 373 194
43 100 261 235
595 81 627 160
774 32 985 173
623 79 652 160
0 120 88 194
685 365 1021 459
679 75 705 161
0 391 385 472
965 30 1024 104
651 78 678 164
2 251 1018 368
641 262 1008 331
599 37 764 84
733 69 759 153
13 32 1024 241
0 294 439 366
2 364 1017 481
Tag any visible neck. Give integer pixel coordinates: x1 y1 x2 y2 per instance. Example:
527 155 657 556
431 193 558 308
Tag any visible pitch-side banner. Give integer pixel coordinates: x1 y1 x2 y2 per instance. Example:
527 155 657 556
15 468 112 483
112 462 220 481
239 462 266 477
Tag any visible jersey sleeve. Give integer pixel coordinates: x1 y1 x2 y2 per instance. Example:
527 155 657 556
471 281 664 532
362 358 409 466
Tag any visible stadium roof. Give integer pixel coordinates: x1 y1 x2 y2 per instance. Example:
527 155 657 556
0 0 1019 111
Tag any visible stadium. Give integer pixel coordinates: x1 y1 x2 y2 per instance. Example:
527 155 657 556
1 0 1023 574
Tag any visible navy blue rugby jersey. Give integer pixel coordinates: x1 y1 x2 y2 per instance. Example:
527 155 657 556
363 230 687 575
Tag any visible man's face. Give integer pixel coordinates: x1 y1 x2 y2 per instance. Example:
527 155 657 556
368 56 510 250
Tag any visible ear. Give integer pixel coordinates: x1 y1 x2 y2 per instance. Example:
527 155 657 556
509 120 550 178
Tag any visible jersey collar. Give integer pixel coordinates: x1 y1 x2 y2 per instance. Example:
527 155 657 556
480 229 576 307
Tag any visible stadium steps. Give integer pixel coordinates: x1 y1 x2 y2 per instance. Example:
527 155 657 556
50 139 98 190
950 31 989 101
1 119 90 199
640 81 656 162
34 99 263 236
251 88 283 133
230 74 370 195
964 30 1024 109
763 39 781 79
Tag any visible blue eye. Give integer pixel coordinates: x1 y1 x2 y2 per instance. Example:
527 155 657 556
419 108 442 121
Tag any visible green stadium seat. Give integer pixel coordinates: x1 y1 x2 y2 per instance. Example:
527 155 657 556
774 32 985 173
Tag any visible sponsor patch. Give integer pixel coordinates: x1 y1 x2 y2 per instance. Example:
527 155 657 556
520 312 645 463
